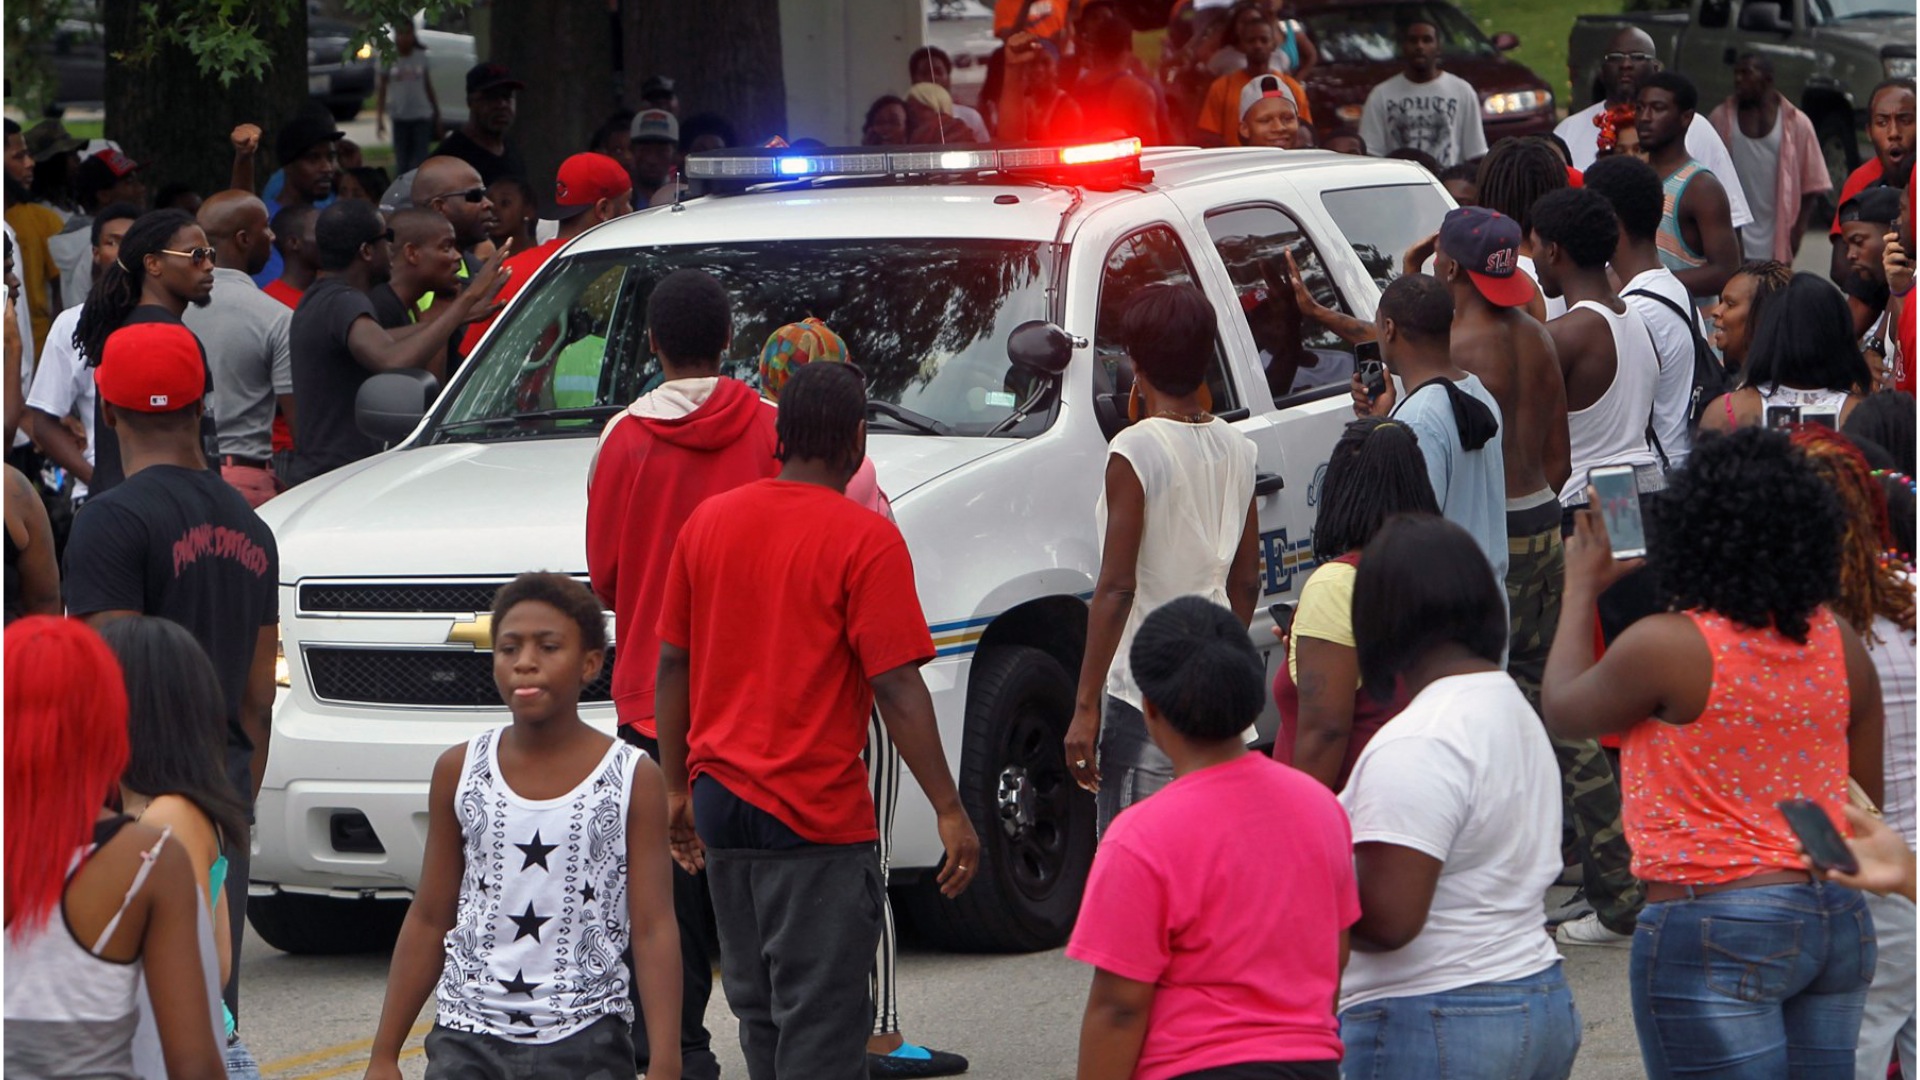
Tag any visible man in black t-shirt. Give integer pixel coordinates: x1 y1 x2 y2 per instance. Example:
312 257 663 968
368 209 464 330
432 63 528 187
286 200 507 485
63 320 278 1020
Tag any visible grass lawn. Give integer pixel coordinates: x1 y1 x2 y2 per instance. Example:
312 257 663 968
1460 0 1620 114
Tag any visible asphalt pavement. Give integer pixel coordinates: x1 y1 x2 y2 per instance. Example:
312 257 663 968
234 884 1647 1080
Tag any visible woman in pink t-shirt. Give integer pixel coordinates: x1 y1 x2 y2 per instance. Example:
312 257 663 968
1069 596 1356 1080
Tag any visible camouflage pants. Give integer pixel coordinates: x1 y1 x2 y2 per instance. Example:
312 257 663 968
1508 508 1644 936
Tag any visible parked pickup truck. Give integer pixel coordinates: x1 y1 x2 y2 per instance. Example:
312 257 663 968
1568 0 1914 192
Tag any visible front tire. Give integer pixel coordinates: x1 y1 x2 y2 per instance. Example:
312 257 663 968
903 645 1094 953
248 891 408 955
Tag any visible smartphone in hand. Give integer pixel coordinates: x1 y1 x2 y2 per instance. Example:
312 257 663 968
1588 465 1647 560
1356 341 1387 399
1268 602 1297 635
1778 799 1860 875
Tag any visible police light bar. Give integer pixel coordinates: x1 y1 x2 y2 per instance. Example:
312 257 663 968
683 138 1145 182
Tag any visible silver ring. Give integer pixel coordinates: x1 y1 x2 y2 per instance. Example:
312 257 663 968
1074 759 1088 768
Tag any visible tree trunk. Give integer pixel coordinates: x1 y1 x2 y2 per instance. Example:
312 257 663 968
625 0 787 146
489 0 619 190
102 0 308 201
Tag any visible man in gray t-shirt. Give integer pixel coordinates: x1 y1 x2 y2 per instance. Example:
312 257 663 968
181 190 293 508
1356 274 1508 586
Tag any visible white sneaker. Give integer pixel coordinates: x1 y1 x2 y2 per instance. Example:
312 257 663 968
1554 912 1633 948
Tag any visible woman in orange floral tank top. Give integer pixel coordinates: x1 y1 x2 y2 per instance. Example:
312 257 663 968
1542 427 1885 1079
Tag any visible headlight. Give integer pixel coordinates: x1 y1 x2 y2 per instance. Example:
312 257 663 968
1482 90 1553 116
1887 56 1917 81
355 42 373 61
1335 104 1364 123
275 626 291 688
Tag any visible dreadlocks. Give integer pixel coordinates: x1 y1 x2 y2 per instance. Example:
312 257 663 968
73 209 196 367
1474 137 1567 235
1312 417 1440 561
1790 424 1915 636
774 360 867 473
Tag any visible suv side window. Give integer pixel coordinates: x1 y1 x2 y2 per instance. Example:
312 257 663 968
1203 204 1356 406
1319 183 1454 289
1092 224 1241 435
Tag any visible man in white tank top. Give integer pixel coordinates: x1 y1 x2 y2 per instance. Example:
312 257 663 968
1584 154 1702 470
1529 187 1664 510
1526 186 1660 949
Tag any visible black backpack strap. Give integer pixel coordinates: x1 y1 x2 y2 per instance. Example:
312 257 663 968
1624 287 1703 345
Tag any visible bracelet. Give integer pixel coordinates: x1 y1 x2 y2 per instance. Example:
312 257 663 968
1895 283 1914 298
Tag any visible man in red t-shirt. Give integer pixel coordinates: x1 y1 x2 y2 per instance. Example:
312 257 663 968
460 152 632 356
585 266 771 1080
656 361 981 1080
1829 80 1913 316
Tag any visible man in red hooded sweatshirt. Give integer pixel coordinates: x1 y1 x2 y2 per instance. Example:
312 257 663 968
585 266 777 1080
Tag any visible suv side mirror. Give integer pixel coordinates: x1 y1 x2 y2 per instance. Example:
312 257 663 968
1491 31 1520 51
1006 320 1074 379
1738 1 1789 33
356 369 438 446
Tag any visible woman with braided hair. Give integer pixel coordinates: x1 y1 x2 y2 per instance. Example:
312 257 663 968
1791 423 1918 1080
1703 258 1791 378
69 209 212 496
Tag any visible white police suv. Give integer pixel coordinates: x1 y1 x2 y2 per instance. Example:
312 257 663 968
252 140 1453 954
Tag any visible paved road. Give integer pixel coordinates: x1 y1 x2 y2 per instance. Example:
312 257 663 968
234 884 1646 1080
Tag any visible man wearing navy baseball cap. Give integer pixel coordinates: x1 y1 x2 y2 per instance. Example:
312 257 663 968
434 61 528 186
459 152 633 356
1432 204 1569 728
63 320 281 1025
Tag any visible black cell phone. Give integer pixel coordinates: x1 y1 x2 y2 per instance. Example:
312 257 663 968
1765 403 1802 429
1588 464 1647 560
1356 342 1387 398
1778 799 1859 875
1803 410 1838 430
1268 602 1297 634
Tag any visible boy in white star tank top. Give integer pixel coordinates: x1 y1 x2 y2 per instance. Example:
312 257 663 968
364 573 684 1080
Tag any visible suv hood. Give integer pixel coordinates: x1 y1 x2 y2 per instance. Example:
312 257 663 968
261 435 1014 578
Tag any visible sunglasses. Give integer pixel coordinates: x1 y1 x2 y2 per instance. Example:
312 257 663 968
437 187 488 204
363 228 396 247
1603 51 1657 64
159 247 217 266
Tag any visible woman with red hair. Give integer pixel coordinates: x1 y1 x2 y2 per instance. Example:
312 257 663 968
1790 424 1917 1079
3 616 225 1080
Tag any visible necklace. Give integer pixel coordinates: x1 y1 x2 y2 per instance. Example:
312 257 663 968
1151 409 1211 424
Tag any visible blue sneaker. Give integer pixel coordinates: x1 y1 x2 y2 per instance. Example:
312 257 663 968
867 1042 969 1078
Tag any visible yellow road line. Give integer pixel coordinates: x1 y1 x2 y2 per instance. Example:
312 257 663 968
291 1042 427 1080
258 1022 431 1077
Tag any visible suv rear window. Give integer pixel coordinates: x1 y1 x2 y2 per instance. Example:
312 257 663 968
434 238 1052 442
1319 183 1454 288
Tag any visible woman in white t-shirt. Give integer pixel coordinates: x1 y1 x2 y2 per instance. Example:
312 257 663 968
1338 515 1580 1079
1066 282 1260 837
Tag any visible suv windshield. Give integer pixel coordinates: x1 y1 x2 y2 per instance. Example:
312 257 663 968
1301 3 1496 63
431 238 1052 443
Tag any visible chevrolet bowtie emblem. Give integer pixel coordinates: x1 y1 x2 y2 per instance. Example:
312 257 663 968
448 614 493 649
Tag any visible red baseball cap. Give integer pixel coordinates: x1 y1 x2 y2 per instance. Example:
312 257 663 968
95 323 206 413
549 152 632 219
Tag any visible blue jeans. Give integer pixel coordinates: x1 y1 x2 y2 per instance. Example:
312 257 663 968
1630 881 1876 1079
225 1035 261 1080
1339 963 1580 1080
1095 695 1172 838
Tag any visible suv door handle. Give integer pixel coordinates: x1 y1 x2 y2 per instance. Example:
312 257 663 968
1254 473 1285 496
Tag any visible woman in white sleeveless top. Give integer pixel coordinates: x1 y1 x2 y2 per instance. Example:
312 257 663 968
1699 273 1875 433
1065 284 1261 836
4 616 225 1080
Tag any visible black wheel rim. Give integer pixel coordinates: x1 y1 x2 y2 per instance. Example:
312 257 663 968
991 693 1078 903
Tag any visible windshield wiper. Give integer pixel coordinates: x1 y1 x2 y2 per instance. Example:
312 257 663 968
437 405 624 438
865 400 954 436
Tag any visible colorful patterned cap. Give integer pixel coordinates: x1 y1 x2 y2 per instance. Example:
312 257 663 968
758 318 850 402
